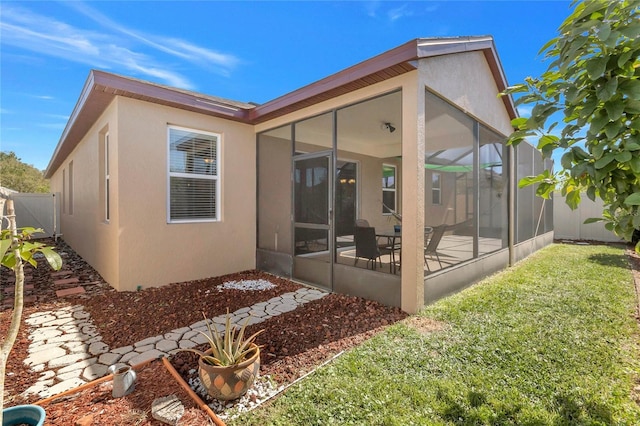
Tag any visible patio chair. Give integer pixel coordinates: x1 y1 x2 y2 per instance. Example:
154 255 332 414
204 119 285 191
424 224 446 271
355 219 370 227
354 226 392 271
356 218 396 253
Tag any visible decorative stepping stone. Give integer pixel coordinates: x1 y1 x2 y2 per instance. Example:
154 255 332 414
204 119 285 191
152 394 184 425
56 287 86 297
53 277 80 286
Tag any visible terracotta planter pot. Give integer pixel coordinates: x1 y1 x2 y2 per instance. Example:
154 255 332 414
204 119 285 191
198 344 260 401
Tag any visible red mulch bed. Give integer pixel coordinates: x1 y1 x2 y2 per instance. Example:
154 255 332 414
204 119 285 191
1 240 407 424
40 360 210 426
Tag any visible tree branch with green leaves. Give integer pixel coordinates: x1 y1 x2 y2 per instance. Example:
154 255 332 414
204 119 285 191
1 199 61 420
503 0 640 243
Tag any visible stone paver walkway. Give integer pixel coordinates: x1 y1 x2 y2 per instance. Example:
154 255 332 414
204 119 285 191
22 287 326 399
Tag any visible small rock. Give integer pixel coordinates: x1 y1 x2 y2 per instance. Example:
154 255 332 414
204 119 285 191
75 414 94 426
151 394 184 425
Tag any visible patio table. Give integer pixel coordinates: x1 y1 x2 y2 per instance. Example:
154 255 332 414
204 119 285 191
376 227 434 274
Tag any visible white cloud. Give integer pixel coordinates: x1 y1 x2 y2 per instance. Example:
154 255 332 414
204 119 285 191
423 4 439 13
364 1 382 17
0 3 241 89
388 4 414 21
64 1 239 75
44 114 70 121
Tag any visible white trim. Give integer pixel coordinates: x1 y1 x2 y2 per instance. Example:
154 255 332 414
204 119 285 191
68 161 74 215
382 163 397 215
166 125 221 223
104 132 110 223
431 171 442 205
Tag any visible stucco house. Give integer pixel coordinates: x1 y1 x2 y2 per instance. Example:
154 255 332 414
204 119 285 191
44 36 553 314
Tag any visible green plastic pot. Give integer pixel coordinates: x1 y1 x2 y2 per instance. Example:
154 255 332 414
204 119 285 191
2 405 46 426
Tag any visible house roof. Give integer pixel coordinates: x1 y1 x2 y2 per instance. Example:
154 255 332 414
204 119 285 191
45 35 516 178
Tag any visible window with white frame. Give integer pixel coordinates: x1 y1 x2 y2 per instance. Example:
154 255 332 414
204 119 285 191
432 172 442 205
62 168 66 214
105 133 110 222
168 126 220 222
382 164 396 214
68 161 74 215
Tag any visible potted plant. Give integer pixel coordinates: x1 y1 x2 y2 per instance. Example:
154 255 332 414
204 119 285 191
178 311 263 401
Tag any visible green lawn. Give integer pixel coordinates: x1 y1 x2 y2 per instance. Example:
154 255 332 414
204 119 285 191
233 244 640 425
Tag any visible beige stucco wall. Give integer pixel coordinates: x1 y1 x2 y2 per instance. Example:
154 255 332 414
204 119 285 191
50 96 256 292
421 51 513 136
49 99 120 287
115 97 256 291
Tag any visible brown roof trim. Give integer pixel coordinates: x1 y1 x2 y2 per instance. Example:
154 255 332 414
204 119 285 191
248 39 419 122
45 36 517 177
250 36 517 123
45 71 255 177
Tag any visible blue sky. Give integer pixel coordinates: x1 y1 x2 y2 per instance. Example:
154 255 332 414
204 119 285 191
1 0 573 172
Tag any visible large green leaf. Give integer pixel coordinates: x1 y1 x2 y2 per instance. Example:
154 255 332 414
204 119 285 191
620 22 640 39
0 237 12 263
620 79 640 100
597 22 612 42
583 217 604 224
615 151 632 163
518 176 541 189
596 77 618 101
624 193 640 206
617 50 634 68
605 99 625 121
591 142 605 159
625 100 640 114
40 247 63 271
586 57 608 80
604 121 622 140
589 110 610 134
594 152 615 169
566 189 581 209
510 117 528 129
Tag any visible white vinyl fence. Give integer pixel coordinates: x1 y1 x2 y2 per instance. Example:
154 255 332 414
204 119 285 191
553 192 623 243
10 193 61 239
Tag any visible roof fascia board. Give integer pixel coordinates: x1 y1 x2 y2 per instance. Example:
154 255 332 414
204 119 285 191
249 39 419 121
416 36 494 57
481 46 518 121
92 71 250 120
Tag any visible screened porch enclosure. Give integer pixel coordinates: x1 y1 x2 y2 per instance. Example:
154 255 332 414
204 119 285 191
255 86 529 288
257 91 404 299
255 58 551 310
